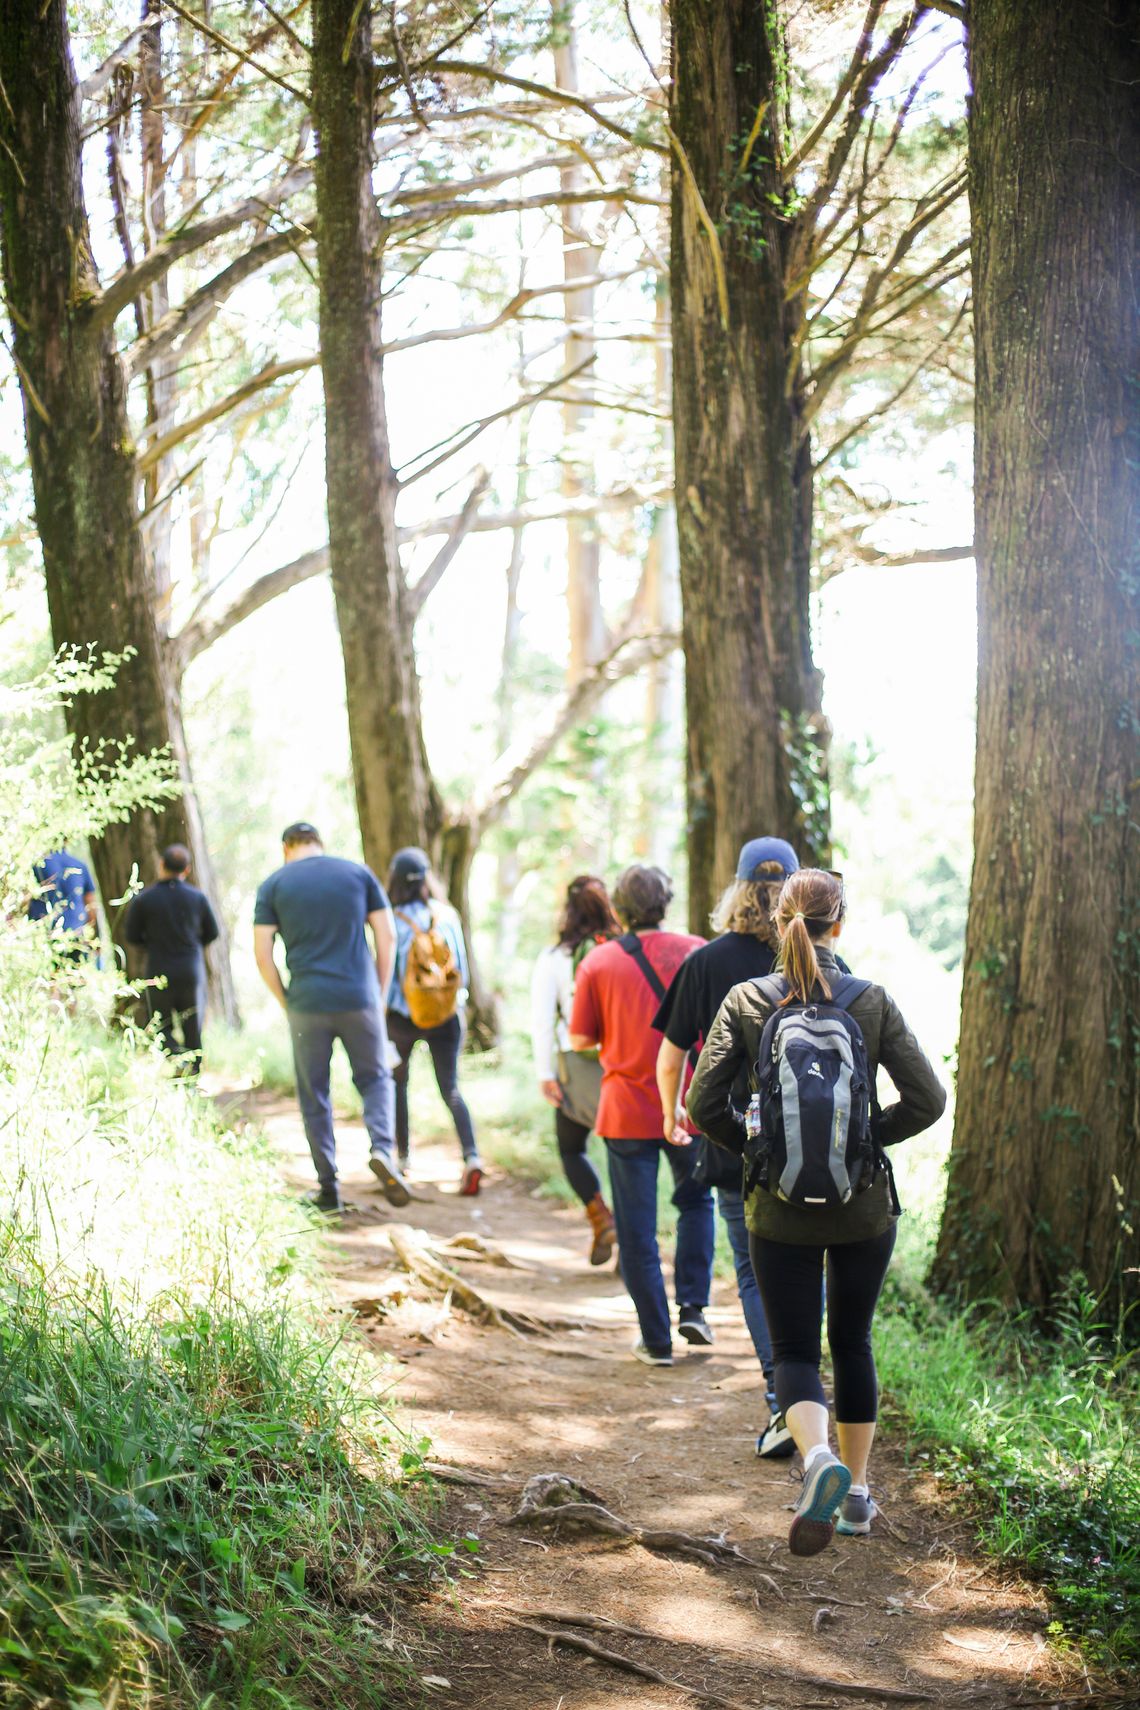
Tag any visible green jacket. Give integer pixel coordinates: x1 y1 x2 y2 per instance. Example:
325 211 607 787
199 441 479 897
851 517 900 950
685 946 946 1245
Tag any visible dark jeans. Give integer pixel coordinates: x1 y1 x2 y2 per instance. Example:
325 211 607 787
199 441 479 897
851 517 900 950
288 1005 395 1187
749 1225 897 1423
386 1009 478 1163
554 1107 602 1205
145 969 205 1072
604 1138 715 1354
717 1187 775 1408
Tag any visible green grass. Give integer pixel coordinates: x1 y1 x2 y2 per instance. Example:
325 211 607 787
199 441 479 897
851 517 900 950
0 941 448 1709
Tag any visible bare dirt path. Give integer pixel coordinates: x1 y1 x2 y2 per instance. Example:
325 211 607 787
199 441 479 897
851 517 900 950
235 1091 1085 1710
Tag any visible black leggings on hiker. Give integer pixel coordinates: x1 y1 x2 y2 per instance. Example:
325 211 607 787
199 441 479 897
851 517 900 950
748 1225 896 1422
554 1107 603 1205
386 1009 478 1163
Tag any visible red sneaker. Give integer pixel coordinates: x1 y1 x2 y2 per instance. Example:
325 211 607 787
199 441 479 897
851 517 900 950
459 1161 484 1196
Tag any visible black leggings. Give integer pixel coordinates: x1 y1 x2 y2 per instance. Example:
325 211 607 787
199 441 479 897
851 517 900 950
554 1107 602 1205
749 1225 896 1423
386 1010 478 1162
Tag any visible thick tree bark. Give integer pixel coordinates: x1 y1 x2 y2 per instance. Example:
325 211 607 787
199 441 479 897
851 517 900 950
311 0 442 870
670 0 827 934
0 0 200 956
932 1 1140 1318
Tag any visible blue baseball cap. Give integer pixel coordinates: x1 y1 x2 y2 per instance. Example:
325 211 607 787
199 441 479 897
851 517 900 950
735 837 799 881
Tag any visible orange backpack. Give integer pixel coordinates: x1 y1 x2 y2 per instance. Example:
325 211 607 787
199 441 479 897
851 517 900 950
395 906 462 1029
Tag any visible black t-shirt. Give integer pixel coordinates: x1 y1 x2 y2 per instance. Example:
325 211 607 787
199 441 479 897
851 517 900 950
653 932 776 1050
126 879 220 976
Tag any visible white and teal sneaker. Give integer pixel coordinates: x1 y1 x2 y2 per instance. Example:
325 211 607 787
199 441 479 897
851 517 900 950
788 1452 851 1556
836 1489 878 1536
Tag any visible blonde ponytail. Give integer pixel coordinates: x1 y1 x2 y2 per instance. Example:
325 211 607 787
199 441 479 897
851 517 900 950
774 869 846 1005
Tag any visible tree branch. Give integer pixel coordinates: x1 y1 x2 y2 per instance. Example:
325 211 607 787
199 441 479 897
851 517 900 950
162 0 307 102
388 58 666 155
467 629 680 840
135 355 318 473
397 356 595 486
780 0 885 183
174 544 330 668
398 481 670 542
407 468 490 616
124 226 307 377
79 26 148 102
89 165 313 330
379 275 617 357
385 182 665 237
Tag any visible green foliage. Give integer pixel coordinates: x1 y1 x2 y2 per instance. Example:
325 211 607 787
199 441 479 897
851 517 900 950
0 699 443 1708
878 1267 1140 1673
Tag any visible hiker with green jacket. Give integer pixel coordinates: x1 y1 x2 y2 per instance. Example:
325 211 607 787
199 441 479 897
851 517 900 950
687 867 945 1556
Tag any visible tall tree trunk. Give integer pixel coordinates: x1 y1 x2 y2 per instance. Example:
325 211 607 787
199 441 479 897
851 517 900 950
670 0 827 934
0 0 199 958
553 6 606 683
932 1 1140 1319
311 0 442 870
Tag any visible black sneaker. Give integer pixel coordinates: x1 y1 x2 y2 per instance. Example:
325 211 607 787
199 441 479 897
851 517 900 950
678 1307 714 1346
368 1152 412 1207
756 1411 796 1459
309 1184 343 1213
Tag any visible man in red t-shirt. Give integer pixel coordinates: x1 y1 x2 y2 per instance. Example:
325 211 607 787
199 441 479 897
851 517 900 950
570 864 711 1367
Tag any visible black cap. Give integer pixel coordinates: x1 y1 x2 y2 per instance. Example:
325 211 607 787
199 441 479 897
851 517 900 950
281 821 322 846
389 845 430 883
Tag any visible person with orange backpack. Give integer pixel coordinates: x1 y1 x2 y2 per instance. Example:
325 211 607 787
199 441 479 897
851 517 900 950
385 847 483 1194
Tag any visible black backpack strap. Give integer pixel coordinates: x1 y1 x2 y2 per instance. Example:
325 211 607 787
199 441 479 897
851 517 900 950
753 973 787 1007
825 975 871 1012
618 932 667 1002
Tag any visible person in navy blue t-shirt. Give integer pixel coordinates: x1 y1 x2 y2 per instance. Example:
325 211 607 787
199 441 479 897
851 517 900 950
254 822 408 1214
28 846 96 962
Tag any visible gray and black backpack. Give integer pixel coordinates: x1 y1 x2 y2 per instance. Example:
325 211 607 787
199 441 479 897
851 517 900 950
744 973 880 1209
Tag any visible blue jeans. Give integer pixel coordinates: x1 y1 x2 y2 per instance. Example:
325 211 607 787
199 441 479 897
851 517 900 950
288 1005 395 1187
605 1139 715 1354
717 1187 776 1410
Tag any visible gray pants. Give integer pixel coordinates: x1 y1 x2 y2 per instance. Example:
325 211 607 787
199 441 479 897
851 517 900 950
287 1005 395 1187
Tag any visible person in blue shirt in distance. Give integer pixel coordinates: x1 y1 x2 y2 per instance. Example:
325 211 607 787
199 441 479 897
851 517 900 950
28 846 97 963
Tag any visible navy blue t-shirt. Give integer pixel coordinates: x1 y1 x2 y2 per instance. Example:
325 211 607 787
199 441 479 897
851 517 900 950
28 848 95 933
254 855 388 1013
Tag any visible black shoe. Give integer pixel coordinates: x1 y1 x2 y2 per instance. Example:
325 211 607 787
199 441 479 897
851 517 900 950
756 1411 796 1459
369 1151 412 1207
678 1307 714 1346
309 1184 343 1213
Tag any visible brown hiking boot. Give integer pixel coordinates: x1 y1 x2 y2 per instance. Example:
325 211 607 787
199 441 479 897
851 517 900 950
585 1194 616 1266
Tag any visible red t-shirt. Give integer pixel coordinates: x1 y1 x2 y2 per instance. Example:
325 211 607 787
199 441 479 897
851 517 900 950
570 931 705 1139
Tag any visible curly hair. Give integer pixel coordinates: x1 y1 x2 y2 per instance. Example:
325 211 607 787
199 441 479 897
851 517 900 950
556 875 621 953
709 860 787 948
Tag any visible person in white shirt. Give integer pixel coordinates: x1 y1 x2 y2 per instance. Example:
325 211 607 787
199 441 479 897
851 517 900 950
530 875 620 1265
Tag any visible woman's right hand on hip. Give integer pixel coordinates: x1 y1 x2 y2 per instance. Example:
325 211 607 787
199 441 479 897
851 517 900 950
539 1078 563 1106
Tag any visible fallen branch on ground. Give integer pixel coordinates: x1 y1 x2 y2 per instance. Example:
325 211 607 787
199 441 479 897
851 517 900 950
504 1473 766 1567
480 1602 658 1639
512 1622 756 1710
422 1462 513 1488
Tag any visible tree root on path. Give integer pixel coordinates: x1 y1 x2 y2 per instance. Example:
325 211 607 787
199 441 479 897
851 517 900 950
479 1601 659 1639
432 1230 527 1268
504 1473 768 1567
421 1461 513 1489
510 1620 760 1710
385 1225 583 1335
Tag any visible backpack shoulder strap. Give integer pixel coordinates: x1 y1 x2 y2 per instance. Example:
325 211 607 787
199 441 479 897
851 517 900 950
618 932 667 1001
825 975 872 1013
753 973 787 1008
394 908 420 932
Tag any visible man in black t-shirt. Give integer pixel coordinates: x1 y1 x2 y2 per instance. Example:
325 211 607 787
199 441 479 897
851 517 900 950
126 844 220 1074
654 836 800 1457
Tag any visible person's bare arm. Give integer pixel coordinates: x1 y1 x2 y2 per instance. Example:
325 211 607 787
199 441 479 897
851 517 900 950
83 890 97 929
567 1030 595 1051
368 906 397 1001
254 924 287 1010
656 1038 691 1147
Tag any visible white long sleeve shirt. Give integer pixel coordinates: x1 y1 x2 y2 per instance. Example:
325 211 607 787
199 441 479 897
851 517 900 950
530 943 575 1082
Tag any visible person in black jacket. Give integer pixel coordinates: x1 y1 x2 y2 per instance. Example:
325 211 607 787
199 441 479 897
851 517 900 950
687 868 946 1556
655 837 801 1458
126 845 219 1074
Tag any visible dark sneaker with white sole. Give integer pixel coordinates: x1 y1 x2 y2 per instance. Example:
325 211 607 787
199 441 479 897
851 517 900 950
788 1452 852 1556
309 1184 343 1213
836 1490 877 1535
632 1338 674 1367
756 1411 796 1459
677 1307 714 1346
368 1152 412 1207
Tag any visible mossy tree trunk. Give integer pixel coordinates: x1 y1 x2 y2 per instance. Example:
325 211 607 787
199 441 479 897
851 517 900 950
670 0 827 934
932 0 1140 1319
0 0 211 964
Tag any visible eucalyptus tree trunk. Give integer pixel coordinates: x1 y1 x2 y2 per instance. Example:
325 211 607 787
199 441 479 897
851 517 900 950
311 0 442 871
0 0 205 962
932 0 1140 1320
553 7 606 684
670 0 826 934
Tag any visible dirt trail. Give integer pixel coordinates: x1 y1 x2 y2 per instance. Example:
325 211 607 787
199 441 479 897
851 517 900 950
241 1092 1083 1710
